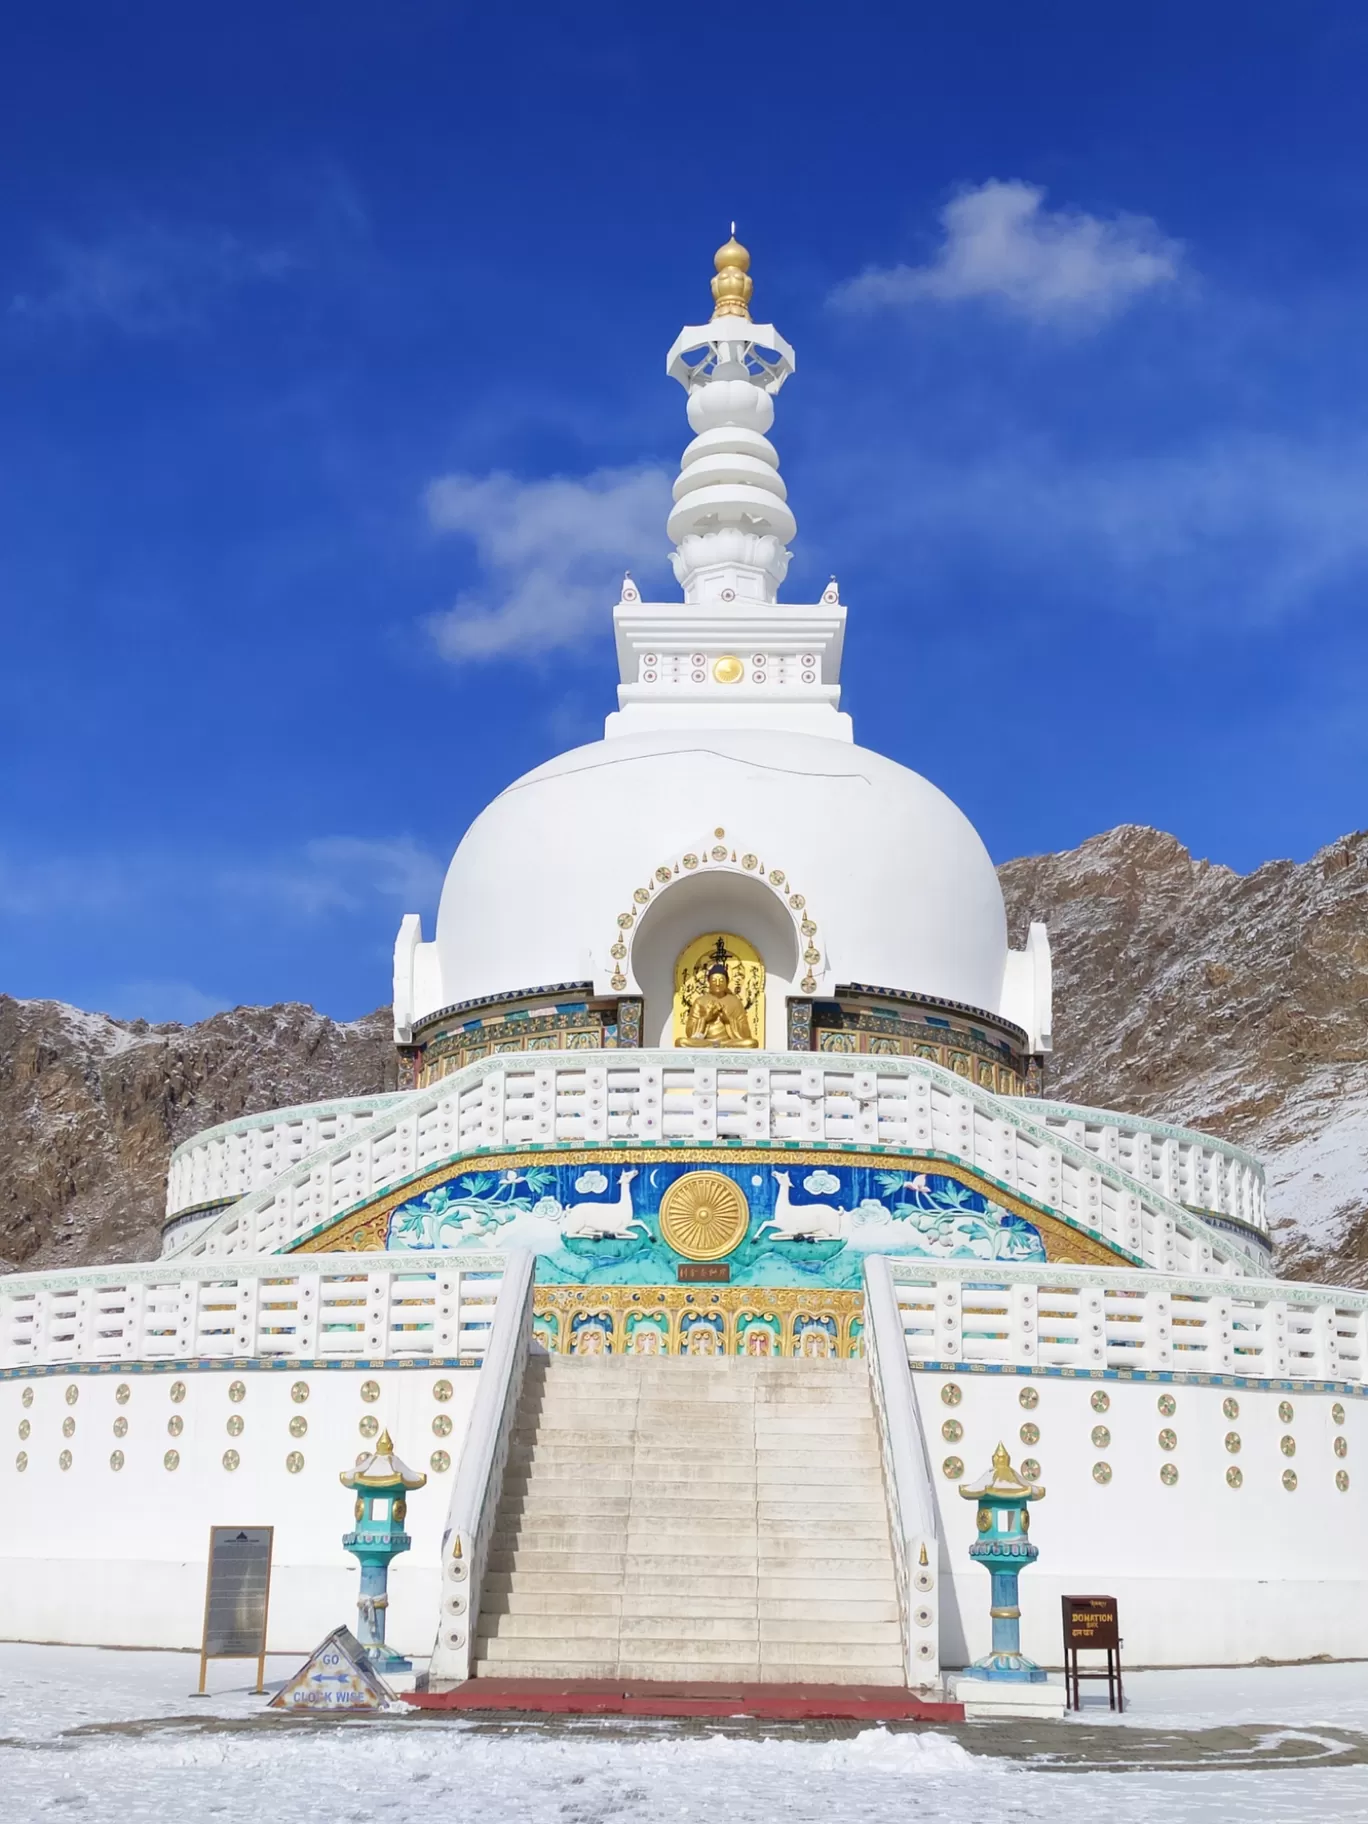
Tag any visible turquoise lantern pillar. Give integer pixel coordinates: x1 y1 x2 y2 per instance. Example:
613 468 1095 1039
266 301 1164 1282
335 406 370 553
340 1430 427 1674
958 1443 1047 1683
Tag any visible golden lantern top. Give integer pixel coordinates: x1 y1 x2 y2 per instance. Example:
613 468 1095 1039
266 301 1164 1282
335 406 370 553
710 230 753 320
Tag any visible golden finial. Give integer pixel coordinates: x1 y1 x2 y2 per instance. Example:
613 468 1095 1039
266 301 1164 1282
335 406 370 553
376 1429 393 1456
711 226 753 320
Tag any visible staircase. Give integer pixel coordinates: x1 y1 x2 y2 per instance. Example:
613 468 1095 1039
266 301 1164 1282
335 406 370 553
476 1351 905 1684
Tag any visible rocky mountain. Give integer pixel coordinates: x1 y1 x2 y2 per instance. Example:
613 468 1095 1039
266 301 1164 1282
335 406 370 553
1000 824 1368 1285
3 822 1365 1284
0 999 396 1273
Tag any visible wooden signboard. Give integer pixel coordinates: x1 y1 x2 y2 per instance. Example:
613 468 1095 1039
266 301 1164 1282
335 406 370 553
1062 1594 1122 1711
198 1526 275 1695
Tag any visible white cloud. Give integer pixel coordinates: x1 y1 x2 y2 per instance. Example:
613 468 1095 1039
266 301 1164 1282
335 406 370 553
858 430 1368 626
223 837 446 919
9 219 293 336
833 180 1181 326
0 836 445 926
424 465 669 661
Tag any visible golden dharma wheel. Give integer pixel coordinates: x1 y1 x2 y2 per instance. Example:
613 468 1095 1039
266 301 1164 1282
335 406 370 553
659 1171 749 1261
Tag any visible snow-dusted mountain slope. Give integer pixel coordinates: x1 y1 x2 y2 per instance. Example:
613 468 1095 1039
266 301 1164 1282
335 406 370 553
1000 824 1368 1284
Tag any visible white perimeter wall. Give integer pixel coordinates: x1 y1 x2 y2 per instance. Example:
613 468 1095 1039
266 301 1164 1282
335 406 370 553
0 1363 480 1657
918 1369 1363 1667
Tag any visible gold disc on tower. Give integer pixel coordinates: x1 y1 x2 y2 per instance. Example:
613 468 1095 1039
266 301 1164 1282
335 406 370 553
659 1171 750 1261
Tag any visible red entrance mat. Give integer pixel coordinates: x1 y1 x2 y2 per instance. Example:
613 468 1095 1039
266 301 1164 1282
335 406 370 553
404 1678 963 1722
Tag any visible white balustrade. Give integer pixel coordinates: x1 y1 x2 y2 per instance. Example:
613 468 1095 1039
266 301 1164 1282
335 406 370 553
887 1259 1368 1384
0 1254 508 1370
1035 1099 1266 1236
164 1095 413 1223
164 1050 1265 1279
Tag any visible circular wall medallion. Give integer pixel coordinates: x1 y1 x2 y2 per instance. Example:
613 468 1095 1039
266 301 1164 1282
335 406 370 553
1335 1435 1348 1459
167 1415 183 1438
289 1416 308 1439
228 1381 246 1403
941 1456 964 1480
659 1172 749 1261
431 1450 451 1473
1157 1428 1177 1452
1225 1431 1241 1454
433 1380 453 1403
1092 1462 1113 1484
1332 1402 1346 1426
941 1383 962 1407
222 1450 240 1471
941 1419 963 1443
21 1387 33 1409
1020 1458 1041 1480
169 1381 186 1404
15 1451 27 1472
1278 1400 1294 1424
1018 1386 1039 1410
1092 1425 1111 1449
1160 1463 1179 1486
1226 1466 1243 1488
1337 1469 1350 1492
360 1380 381 1403
163 1450 179 1471
286 1451 305 1474
1282 1469 1298 1491
359 1416 379 1439
226 1415 244 1438
110 1450 124 1471
1020 1422 1040 1446
112 1417 127 1439
291 1381 310 1404
433 1414 453 1438
18 1420 29 1441
116 1383 131 1406
1157 1394 1176 1418
1280 1435 1296 1458
65 1383 79 1406
1223 1397 1240 1421
1090 1390 1110 1414
58 1448 73 1471
712 654 744 684
62 1417 75 1439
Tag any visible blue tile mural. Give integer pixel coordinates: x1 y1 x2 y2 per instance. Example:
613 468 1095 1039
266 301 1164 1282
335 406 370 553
384 1160 1045 1288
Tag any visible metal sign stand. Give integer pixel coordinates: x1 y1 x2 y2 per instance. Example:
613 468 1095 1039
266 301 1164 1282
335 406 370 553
197 1526 275 1696
1062 1593 1123 1711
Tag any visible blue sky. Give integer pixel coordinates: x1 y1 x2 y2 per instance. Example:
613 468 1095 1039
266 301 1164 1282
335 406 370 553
4 0 1368 1023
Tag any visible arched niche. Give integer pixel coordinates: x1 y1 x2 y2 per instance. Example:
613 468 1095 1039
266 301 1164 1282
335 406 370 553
628 868 801 1049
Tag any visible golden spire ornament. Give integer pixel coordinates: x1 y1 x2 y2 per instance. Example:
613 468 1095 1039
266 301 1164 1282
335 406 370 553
710 224 753 320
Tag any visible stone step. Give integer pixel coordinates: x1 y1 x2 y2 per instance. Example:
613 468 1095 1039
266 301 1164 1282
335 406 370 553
756 1552 900 1578
479 1612 626 1641
483 1568 626 1595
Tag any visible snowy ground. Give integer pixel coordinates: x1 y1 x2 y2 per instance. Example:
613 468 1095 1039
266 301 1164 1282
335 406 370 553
3 1646 1368 1823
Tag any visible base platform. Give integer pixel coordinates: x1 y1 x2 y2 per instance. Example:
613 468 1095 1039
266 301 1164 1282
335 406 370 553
405 1679 964 1722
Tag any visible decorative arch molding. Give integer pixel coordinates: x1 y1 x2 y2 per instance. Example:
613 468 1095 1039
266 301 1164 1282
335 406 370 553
600 827 827 996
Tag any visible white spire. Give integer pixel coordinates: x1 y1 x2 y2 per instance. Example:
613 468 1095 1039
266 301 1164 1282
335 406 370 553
605 235 850 742
664 234 796 605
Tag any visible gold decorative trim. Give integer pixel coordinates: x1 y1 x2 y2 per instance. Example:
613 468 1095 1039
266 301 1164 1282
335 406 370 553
531 1283 865 1358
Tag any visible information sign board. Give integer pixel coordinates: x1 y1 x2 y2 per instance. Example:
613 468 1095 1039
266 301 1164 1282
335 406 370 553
198 1526 274 1694
269 1625 399 1713
1061 1593 1122 1710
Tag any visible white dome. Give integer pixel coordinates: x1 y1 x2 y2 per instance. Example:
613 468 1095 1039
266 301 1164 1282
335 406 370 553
430 728 1008 1038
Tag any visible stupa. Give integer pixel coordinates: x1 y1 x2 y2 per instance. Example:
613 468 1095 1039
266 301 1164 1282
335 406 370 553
1 236 1361 1693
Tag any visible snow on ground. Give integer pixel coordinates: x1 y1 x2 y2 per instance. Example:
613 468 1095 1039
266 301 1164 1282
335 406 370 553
3 1646 1368 1824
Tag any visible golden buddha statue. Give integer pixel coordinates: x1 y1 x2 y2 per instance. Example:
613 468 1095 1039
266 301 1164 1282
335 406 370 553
675 936 762 1049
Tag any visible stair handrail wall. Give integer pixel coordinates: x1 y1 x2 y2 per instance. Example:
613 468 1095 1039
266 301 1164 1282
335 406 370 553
0 1253 509 1370
428 1247 536 1689
863 1254 941 1685
164 1048 1264 1278
884 1260 1368 1383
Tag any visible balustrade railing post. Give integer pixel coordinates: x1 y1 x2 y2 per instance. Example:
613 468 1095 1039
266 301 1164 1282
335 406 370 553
365 1271 393 1358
